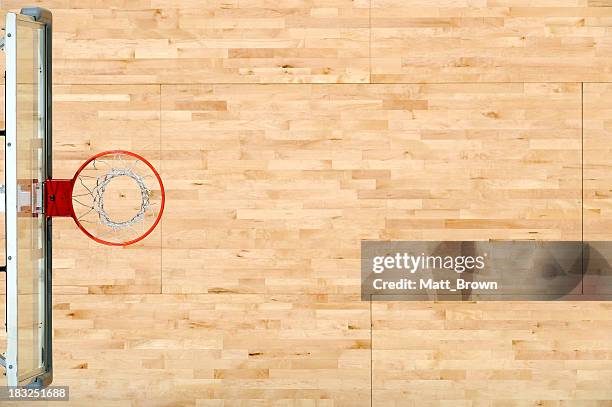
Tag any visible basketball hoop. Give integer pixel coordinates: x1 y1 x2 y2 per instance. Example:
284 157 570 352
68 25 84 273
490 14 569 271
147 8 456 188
45 150 165 246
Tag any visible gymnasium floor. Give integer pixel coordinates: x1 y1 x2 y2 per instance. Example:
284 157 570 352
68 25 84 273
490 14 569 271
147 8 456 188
2 1 612 405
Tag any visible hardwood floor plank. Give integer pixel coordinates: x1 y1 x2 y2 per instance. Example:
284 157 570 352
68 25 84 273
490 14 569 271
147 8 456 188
372 301 612 406
372 1 612 83
53 293 370 407
161 83 581 295
3 1 370 84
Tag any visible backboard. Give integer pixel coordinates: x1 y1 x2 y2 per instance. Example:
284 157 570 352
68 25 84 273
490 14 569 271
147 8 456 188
1 8 52 388
0 7 163 389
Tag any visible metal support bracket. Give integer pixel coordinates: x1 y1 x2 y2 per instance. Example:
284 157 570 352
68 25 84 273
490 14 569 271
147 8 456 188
0 184 5 213
33 181 44 215
45 179 72 217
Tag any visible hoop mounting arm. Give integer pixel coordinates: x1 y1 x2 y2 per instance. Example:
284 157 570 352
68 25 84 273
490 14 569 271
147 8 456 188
45 179 73 217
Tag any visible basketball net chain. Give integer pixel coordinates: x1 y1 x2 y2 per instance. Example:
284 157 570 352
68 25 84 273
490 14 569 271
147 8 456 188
85 167 151 230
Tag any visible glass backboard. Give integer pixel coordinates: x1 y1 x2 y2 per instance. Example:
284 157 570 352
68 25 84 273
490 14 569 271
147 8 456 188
2 8 52 388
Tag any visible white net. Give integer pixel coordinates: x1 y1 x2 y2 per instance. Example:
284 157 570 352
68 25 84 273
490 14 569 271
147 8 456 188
72 151 163 245
93 168 151 230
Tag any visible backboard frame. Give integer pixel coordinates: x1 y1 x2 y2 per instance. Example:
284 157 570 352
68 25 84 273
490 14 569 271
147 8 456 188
3 7 53 388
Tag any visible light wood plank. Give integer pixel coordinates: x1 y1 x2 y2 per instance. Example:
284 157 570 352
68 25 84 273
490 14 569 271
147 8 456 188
4 0 370 84
373 301 612 406
53 294 370 407
2 3 611 405
162 83 581 295
372 1 612 83
585 83 612 241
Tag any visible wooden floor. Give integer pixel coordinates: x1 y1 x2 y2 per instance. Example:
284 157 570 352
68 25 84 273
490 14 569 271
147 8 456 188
1 1 612 406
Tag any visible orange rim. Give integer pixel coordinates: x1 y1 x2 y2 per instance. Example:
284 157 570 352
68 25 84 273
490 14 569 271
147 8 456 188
69 150 165 246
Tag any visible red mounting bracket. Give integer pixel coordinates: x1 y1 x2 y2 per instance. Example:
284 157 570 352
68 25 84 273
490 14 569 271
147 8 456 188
45 179 73 218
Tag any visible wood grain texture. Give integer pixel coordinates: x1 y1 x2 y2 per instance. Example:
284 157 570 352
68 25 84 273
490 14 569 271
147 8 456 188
52 294 370 407
585 83 612 241
3 0 370 84
162 83 581 294
1 1 612 406
371 0 612 83
7 1 612 84
373 301 612 406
